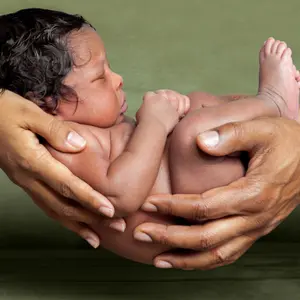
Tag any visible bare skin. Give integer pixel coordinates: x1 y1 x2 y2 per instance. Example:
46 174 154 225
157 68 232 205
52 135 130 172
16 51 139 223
1 25 299 265
46 34 299 264
0 91 119 249
134 38 300 268
136 117 300 269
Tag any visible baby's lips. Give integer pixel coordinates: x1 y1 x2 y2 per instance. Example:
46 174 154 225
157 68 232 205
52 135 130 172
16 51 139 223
120 101 128 114
185 95 191 114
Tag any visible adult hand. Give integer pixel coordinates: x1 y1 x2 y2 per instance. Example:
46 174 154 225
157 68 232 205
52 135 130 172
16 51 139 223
0 91 125 248
134 117 300 270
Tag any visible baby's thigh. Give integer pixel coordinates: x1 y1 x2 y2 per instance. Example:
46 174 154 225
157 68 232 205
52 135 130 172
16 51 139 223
169 99 245 194
90 212 175 264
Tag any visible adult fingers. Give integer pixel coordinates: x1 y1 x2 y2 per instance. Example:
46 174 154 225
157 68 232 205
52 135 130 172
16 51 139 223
133 214 266 250
142 176 268 221
31 195 100 248
195 118 281 156
153 234 255 270
20 101 87 152
18 146 115 218
27 180 125 231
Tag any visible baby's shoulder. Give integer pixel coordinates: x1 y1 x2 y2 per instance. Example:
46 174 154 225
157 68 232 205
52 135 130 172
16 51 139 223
111 116 136 137
66 118 136 161
109 117 136 160
65 121 111 156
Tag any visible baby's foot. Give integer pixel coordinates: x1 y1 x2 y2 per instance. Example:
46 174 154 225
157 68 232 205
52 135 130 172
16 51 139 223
258 37 299 120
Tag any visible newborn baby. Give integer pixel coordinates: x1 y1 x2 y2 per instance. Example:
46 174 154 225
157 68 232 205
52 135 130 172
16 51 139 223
0 8 299 263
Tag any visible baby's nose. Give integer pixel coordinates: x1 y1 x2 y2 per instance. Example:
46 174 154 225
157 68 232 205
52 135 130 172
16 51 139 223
113 71 123 90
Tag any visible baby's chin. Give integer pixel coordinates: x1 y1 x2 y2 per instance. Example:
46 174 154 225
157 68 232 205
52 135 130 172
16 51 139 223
115 113 126 124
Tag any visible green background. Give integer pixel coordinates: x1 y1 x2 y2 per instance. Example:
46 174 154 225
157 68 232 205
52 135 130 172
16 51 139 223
1 0 300 299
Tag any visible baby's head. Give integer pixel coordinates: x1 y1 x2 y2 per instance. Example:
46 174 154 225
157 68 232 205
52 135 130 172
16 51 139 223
0 8 126 127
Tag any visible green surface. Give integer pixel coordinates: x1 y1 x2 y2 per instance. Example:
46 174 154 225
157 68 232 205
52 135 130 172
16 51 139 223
1 0 300 299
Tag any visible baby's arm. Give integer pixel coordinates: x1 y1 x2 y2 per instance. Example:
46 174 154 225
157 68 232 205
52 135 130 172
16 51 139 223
49 91 188 217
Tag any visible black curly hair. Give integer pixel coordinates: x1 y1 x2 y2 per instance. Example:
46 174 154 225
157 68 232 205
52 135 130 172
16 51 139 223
0 8 92 113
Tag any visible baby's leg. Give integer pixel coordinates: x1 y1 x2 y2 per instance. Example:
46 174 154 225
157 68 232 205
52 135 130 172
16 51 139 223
90 212 175 264
170 38 300 194
169 94 245 194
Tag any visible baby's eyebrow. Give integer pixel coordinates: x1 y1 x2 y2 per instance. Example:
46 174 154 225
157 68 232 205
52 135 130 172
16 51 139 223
89 57 106 81
90 55 105 68
90 56 105 71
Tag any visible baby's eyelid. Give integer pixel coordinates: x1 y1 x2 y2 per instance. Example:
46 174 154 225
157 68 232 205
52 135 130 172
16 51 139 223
91 72 105 83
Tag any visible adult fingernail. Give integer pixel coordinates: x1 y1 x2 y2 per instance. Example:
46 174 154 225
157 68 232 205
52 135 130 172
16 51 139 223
198 131 219 147
134 232 153 242
66 131 87 149
90 191 114 217
155 260 173 269
142 203 158 212
85 237 99 249
99 206 114 218
109 219 126 232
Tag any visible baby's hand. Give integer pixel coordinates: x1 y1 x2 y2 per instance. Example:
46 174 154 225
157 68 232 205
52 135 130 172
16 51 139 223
155 89 190 117
136 90 190 134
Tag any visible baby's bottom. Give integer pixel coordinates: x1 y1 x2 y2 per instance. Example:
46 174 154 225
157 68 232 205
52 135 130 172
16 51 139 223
90 211 175 264
89 92 251 265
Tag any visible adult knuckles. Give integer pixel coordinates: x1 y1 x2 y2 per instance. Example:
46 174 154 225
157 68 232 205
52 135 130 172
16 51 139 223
172 258 192 270
47 118 65 140
60 204 77 218
243 180 275 212
210 247 233 265
16 144 49 173
223 122 246 145
195 233 214 250
59 181 73 199
192 199 210 220
160 196 178 216
160 225 174 246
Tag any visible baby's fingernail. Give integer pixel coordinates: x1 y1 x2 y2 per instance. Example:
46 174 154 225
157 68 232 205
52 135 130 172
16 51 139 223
99 206 114 218
85 236 99 249
134 231 153 242
109 219 126 232
142 203 158 212
198 131 219 147
155 260 173 269
66 131 86 149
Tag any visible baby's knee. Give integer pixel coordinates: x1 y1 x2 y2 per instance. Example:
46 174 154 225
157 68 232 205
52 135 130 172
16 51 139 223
169 112 245 194
171 113 204 155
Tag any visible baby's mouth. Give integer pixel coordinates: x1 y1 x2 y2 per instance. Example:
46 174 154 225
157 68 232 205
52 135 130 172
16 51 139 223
120 100 128 114
120 91 127 114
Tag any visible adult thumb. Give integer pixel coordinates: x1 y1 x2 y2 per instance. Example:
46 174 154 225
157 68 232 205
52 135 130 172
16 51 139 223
196 119 276 156
22 102 86 152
